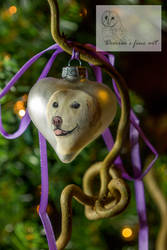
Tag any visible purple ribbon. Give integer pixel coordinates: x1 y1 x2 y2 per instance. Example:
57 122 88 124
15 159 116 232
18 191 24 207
71 48 80 61
0 44 62 139
0 44 62 250
39 132 57 250
108 54 158 180
0 43 158 250
130 121 149 250
88 49 158 250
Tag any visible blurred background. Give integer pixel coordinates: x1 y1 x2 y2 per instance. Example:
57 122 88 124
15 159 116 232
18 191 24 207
0 0 167 249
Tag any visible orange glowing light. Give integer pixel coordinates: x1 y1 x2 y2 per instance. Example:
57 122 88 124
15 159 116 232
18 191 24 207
8 6 17 15
4 54 10 61
121 227 133 239
36 204 53 215
79 8 87 17
47 204 53 215
98 90 109 102
36 205 40 214
26 234 34 240
14 100 26 118
14 101 24 113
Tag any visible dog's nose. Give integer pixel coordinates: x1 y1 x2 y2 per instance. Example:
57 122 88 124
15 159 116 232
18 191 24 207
52 116 63 127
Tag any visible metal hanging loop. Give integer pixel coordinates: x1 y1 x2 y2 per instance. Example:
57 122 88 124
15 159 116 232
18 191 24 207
68 49 82 66
62 48 87 82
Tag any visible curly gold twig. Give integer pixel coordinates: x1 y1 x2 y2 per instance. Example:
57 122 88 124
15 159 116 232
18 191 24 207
57 163 129 250
57 184 96 250
47 1 131 249
83 162 129 219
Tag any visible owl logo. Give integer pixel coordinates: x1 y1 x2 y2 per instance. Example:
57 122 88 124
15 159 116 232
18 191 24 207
101 10 128 46
102 10 119 28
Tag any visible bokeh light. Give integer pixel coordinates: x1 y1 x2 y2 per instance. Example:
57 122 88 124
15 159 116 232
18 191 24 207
79 8 87 17
98 90 109 102
36 205 40 214
14 97 27 119
121 226 134 241
18 109 26 117
4 54 11 61
8 6 17 16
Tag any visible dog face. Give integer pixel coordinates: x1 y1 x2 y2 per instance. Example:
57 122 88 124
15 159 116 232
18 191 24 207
47 89 101 162
28 77 117 163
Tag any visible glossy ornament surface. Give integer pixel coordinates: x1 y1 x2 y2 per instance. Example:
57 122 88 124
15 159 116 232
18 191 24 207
27 76 117 163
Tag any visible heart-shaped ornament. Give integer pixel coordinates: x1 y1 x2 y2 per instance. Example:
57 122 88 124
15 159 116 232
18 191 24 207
27 76 117 163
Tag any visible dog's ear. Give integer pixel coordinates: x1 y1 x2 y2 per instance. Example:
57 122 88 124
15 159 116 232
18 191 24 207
86 95 101 127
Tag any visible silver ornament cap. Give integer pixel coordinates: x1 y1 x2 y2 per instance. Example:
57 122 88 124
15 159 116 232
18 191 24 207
62 66 88 82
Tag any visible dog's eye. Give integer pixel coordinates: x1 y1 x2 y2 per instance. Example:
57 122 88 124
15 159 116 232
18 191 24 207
53 102 58 108
71 101 80 109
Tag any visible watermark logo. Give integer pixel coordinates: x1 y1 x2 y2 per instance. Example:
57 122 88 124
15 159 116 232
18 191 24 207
96 5 161 52
101 10 128 46
101 10 119 27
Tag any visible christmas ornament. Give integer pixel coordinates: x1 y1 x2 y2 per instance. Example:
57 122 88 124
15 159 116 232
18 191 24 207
28 59 117 163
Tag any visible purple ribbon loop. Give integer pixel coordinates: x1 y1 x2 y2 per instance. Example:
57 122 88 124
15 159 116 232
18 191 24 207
0 44 59 99
0 108 31 139
107 54 158 180
88 49 158 250
91 63 149 250
0 45 62 139
71 48 80 61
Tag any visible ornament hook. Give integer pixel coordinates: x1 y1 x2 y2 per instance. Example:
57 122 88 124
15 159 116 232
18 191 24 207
62 48 87 82
68 48 82 66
